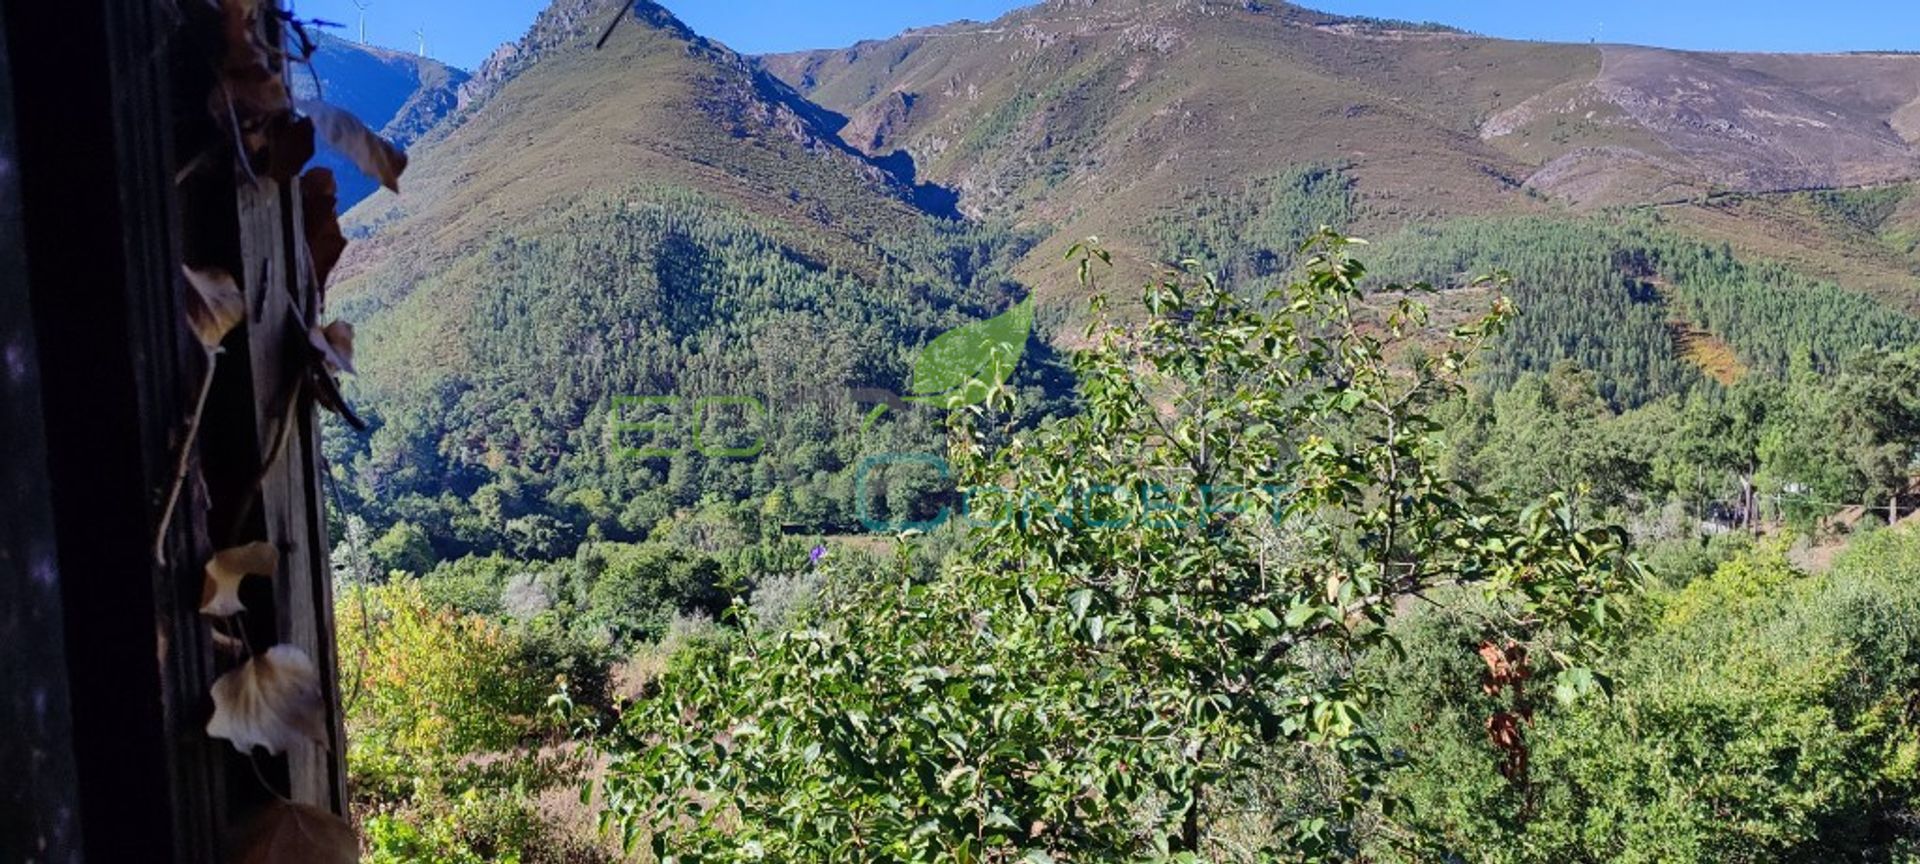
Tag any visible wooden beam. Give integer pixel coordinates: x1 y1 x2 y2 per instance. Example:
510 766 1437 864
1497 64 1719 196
2 0 351 857
2 0 222 857
0 3 85 859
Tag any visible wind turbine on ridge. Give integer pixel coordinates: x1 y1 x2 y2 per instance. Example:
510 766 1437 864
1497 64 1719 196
351 0 370 44
414 26 428 58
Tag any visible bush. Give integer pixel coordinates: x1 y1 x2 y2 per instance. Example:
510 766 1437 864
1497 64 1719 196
1376 531 1920 862
574 541 726 646
369 520 437 577
338 580 607 863
419 553 533 617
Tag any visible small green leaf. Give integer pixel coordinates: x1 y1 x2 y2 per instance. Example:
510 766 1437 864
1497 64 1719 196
1067 588 1094 623
906 299 1035 408
1553 667 1598 706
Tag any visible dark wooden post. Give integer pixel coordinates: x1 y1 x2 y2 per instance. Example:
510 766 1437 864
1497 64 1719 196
0 5 86 860
0 0 351 859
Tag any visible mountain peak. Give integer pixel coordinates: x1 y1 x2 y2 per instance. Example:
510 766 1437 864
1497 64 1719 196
452 0 703 117
336 0 935 297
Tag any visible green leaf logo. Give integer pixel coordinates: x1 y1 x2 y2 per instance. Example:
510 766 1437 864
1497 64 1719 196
906 298 1035 409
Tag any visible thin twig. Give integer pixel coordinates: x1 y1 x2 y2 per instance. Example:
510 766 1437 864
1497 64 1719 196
218 84 261 185
173 148 218 186
247 750 294 803
154 347 223 566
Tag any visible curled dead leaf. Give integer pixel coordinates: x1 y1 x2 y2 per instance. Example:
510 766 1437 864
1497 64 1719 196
232 800 358 864
1486 710 1531 782
214 0 290 122
298 168 346 290
309 321 355 375
216 68 289 124
183 265 246 350
1477 640 1531 695
297 99 407 192
199 541 279 617
207 644 328 755
311 368 369 430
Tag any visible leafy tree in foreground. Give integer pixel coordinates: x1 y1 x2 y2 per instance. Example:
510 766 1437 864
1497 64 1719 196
600 233 1642 861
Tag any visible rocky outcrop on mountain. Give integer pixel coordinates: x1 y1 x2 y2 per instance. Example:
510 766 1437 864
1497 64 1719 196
842 90 917 154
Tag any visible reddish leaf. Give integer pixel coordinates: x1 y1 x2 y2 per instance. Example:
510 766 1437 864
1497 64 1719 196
299 168 347 290
214 0 290 121
1477 639 1530 695
232 800 358 864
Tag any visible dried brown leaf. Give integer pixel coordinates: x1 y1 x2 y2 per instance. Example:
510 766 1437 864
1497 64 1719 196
217 69 290 125
299 168 346 290
216 0 289 120
207 644 328 755
218 0 262 27
199 541 279 617
297 99 407 192
311 369 369 430
232 800 358 864
309 321 355 375
183 265 246 349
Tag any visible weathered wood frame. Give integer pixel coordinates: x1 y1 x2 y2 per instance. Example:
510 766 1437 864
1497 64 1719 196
1 0 349 860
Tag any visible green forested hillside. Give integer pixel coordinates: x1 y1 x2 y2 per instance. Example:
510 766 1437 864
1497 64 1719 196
1141 167 1920 408
323 0 1083 563
1368 214 1920 406
331 187 1066 562
1150 165 1357 283
327 0 1920 567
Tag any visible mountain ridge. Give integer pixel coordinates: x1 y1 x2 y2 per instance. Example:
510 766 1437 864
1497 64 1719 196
333 0 933 305
296 32 469 207
759 0 1920 283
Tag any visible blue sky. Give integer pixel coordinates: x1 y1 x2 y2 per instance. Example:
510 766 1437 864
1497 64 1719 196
289 0 1920 71
1317 0 1920 55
